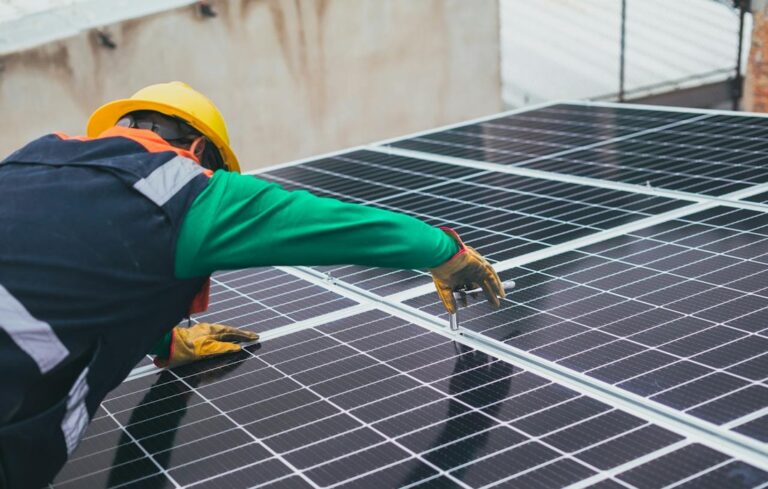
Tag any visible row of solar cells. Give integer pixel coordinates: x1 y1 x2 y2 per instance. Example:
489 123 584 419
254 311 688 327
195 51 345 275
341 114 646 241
53 308 768 488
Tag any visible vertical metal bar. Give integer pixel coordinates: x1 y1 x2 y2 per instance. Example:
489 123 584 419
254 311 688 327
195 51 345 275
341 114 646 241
619 0 627 102
734 0 749 110
449 312 459 331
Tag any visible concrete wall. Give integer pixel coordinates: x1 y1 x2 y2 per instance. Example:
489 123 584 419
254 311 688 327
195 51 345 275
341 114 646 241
0 0 502 171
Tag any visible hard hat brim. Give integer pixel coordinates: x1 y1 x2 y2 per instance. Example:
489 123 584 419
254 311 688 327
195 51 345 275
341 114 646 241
87 98 241 173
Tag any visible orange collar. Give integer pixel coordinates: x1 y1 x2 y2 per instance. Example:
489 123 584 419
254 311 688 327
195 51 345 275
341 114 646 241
55 126 201 164
97 126 201 164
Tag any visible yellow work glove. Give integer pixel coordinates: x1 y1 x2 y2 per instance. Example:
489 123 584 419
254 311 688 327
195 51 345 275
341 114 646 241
429 227 505 314
154 323 259 368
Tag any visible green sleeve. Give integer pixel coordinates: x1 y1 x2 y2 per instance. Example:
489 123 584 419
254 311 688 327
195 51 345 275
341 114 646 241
174 171 459 278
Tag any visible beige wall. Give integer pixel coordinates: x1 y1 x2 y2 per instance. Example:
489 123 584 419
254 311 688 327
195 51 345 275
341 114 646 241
0 0 501 171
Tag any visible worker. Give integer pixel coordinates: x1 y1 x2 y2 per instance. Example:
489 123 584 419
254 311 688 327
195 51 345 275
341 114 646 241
0 81 504 488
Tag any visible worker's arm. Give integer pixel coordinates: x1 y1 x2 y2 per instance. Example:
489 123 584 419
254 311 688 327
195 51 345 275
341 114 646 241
174 171 459 277
154 171 501 368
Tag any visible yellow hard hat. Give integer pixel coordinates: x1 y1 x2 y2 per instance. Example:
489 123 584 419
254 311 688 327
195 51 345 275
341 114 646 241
87 81 240 173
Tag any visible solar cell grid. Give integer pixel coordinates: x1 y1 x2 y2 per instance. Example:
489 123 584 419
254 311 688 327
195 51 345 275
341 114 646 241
405 205 768 442
51 102 768 488
389 103 768 196
130 268 357 370
388 104 700 165
204 267 358 328
260 150 686 295
544 127 768 195
55 309 767 489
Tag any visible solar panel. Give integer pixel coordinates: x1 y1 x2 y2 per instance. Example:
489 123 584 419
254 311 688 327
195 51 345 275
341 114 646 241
207 268 358 327
405 205 768 442
388 104 700 164
53 102 768 488
388 103 768 197
52 310 767 488
261 150 687 295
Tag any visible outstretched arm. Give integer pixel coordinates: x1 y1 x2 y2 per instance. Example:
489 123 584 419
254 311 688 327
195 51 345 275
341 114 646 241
174 171 459 277
153 171 503 368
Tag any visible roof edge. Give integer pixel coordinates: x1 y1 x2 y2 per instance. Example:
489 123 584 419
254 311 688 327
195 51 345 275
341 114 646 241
0 0 197 56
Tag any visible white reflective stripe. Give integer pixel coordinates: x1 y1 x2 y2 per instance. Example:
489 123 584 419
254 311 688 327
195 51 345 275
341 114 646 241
0 283 69 373
133 155 203 206
61 366 90 455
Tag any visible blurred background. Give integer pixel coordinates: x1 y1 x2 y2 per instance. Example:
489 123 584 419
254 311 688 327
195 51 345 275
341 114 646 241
0 0 760 171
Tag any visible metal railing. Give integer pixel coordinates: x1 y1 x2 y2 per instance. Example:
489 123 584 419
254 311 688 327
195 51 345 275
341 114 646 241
613 0 751 108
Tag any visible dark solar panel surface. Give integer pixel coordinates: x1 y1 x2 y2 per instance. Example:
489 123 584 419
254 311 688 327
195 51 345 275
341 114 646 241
406 206 768 441
132 268 357 368
746 191 768 204
390 104 768 196
52 310 767 489
203 268 357 329
53 103 768 488
261 150 686 295
389 104 699 164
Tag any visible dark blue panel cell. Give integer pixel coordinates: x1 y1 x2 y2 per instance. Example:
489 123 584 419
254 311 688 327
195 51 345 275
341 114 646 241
52 440 147 487
503 458 595 489
727 354 768 381
588 350 678 384
558 340 646 372
627 317 711 347
692 336 768 369
373 398 472 438
486 383 579 422
617 444 730 488
245 400 340 439
618 361 711 396
398 411 504 454
264 414 361 454
335 458 438 488
422 426 527 471
457 371 549 409
284 427 384 469
450 442 560 488
687 385 768 425
260 476 314 489
331 375 422 410
598 307 683 338
511 396 610 437
169 443 271 486
586 480 630 489
676 461 768 489
575 425 683 470
54 457 161 489
304 443 409 487
351 386 444 423
542 410 645 453
192 458 293 489
733 415 768 442
650 372 748 411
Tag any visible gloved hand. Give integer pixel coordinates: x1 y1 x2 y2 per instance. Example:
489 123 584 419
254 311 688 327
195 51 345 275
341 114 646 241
154 323 259 368
429 228 505 314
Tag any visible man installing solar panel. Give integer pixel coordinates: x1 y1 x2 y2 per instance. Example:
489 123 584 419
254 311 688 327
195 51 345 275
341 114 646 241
0 82 506 488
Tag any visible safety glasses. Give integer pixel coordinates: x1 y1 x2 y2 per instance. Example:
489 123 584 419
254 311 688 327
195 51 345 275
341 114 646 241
116 111 198 141
116 111 228 171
